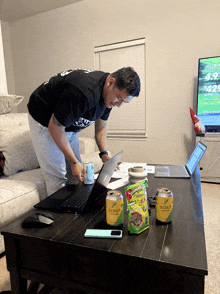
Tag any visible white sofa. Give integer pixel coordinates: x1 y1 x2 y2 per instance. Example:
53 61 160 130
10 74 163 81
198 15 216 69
0 112 106 254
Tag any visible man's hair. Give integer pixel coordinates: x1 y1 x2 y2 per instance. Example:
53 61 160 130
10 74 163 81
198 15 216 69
111 67 141 97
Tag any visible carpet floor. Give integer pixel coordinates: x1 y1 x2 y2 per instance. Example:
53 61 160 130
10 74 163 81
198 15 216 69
0 182 219 293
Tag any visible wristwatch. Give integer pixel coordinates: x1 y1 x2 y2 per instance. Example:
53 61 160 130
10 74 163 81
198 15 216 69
99 151 108 158
70 160 79 166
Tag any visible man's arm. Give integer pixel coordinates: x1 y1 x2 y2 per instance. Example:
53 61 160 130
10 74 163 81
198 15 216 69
48 113 84 181
95 118 108 153
95 119 110 163
95 119 120 170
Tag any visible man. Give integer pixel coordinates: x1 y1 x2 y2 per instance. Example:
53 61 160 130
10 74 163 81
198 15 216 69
27 67 140 196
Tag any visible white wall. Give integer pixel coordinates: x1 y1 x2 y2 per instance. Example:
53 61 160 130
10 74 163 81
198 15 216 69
1 20 15 96
2 0 220 164
0 21 8 93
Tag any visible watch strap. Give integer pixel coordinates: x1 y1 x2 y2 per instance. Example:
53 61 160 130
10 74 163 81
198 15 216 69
99 151 108 158
70 160 79 166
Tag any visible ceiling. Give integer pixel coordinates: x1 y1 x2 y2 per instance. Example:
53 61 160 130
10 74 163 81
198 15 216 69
0 0 83 23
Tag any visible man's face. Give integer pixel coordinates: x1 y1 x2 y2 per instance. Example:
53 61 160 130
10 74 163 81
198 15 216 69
103 76 134 109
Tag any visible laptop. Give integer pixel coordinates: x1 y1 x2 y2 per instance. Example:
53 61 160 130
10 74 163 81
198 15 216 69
155 141 207 178
34 151 123 213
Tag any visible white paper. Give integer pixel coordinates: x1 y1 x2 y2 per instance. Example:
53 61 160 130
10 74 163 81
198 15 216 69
112 162 148 178
107 176 130 189
94 163 155 189
145 165 155 174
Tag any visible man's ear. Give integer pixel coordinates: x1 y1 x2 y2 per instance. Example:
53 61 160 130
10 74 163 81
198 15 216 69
107 76 115 87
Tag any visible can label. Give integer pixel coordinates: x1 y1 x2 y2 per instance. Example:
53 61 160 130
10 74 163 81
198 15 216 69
83 162 94 184
156 188 173 223
106 191 124 226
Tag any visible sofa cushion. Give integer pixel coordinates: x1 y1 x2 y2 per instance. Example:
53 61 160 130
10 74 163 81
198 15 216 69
0 125 39 176
79 137 96 154
0 179 41 228
2 168 48 201
0 112 28 128
0 93 24 115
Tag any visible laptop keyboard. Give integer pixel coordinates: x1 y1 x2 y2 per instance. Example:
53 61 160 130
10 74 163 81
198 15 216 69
155 165 188 177
170 166 186 173
169 165 188 176
61 184 94 209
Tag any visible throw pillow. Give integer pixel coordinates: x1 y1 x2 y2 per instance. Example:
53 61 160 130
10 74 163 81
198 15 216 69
0 152 5 176
0 125 39 176
0 93 24 115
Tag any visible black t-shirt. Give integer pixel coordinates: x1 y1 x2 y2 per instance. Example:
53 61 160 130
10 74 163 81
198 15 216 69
27 69 112 132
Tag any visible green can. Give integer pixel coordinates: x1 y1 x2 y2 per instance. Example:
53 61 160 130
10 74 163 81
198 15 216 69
106 190 124 226
156 188 173 223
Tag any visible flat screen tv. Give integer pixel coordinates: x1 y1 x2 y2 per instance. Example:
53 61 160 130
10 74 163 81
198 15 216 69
197 56 220 131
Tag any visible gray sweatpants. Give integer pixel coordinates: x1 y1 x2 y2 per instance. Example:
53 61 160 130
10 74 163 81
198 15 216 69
28 114 82 196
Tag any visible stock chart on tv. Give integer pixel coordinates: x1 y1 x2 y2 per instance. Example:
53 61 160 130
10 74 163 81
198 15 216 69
197 56 220 127
197 56 220 116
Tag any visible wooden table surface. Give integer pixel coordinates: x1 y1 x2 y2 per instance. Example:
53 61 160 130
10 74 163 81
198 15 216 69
2 166 208 294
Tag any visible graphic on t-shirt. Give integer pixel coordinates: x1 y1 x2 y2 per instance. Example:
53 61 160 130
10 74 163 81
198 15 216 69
44 68 95 84
73 117 95 128
60 69 75 76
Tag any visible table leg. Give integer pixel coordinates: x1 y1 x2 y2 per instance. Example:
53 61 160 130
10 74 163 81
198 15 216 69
37 285 55 294
27 281 40 294
182 272 205 294
10 268 27 294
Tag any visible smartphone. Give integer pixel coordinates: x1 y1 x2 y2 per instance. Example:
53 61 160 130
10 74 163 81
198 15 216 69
84 229 123 239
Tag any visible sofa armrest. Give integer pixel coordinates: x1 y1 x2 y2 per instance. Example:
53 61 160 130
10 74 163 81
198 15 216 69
79 137 96 154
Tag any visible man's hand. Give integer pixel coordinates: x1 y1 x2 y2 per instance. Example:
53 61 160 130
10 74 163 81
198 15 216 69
71 162 84 182
101 154 120 171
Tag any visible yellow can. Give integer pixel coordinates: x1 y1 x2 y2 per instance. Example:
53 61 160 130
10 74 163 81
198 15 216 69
106 190 124 226
156 188 173 223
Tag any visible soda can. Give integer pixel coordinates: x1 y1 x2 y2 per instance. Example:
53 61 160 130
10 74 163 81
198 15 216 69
83 162 94 184
156 188 173 223
106 190 124 226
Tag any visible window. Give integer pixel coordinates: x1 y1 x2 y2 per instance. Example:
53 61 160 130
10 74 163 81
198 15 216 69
94 38 146 139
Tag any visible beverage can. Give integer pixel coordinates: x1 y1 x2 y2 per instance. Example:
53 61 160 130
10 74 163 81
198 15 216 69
156 188 173 223
106 190 124 226
83 162 94 184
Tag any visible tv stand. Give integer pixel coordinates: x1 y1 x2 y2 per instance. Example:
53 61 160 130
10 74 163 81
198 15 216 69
196 133 220 183
205 125 220 133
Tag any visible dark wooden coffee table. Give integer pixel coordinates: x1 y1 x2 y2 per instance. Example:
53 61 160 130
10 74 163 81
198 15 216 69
1 166 208 294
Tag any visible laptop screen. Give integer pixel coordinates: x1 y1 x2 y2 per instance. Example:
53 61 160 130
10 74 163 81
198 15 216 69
96 151 123 188
186 142 207 175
